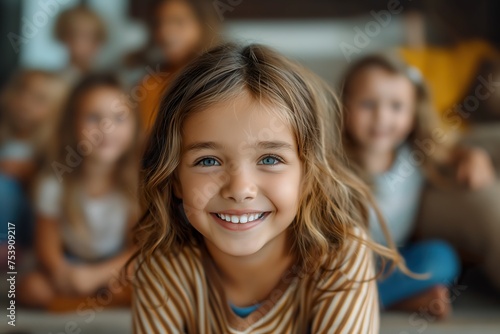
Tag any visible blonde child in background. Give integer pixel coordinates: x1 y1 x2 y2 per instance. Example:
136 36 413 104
130 43 407 333
18 74 141 310
0 70 66 267
341 54 499 318
54 5 107 85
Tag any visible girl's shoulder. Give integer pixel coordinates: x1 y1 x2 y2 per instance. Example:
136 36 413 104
374 143 425 193
35 174 63 217
133 244 207 309
304 228 380 333
314 227 375 291
137 244 205 284
390 143 422 174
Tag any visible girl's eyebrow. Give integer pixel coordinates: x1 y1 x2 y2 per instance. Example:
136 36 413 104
184 140 294 153
184 141 221 152
257 141 294 151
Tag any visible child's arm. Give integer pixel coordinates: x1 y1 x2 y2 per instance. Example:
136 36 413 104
310 232 380 334
66 216 139 295
452 146 496 190
35 215 73 294
67 247 136 296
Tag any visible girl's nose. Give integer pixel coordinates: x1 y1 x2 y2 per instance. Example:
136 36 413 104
220 168 257 203
374 106 390 125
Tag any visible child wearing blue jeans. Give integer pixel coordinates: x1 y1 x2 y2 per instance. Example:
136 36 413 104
339 54 495 319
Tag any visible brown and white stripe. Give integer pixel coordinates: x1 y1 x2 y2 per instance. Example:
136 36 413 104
132 229 379 333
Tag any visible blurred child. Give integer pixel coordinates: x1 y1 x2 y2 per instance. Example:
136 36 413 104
400 13 500 292
342 56 500 317
341 55 473 319
0 70 66 263
18 74 141 309
54 5 107 85
138 0 220 132
130 43 408 333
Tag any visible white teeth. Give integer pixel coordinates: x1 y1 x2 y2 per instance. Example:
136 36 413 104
215 212 265 224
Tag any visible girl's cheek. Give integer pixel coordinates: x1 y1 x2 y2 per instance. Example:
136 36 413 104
345 113 360 138
113 121 136 153
262 170 301 210
182 174 216 212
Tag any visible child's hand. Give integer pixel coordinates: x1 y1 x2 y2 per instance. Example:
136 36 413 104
456 147 496 190
67 265 101 296
51 264 74 295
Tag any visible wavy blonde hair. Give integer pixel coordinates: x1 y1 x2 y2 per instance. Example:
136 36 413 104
131 43 406 285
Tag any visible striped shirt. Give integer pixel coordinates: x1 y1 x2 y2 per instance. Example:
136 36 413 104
132 230 379 333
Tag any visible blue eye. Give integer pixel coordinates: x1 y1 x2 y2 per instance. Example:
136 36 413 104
196 158 220 167
259 156 281 165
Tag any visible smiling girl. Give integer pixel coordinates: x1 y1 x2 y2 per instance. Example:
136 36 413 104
131 44 404 333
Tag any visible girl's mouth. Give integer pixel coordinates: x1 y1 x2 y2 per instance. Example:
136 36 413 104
214 212 266 224
210 211 271 231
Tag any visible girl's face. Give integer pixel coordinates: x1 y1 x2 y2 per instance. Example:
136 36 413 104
8 74 57 131
345 67 416 154
154 0 203 65
76 87 136 164
176 92 303 257
66 18 102 67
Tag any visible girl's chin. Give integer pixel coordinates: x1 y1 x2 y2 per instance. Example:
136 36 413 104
91 150 124 163
207 239 265 258
366 142 395 153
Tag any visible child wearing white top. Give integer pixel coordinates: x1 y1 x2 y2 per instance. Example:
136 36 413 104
18 73 142 309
